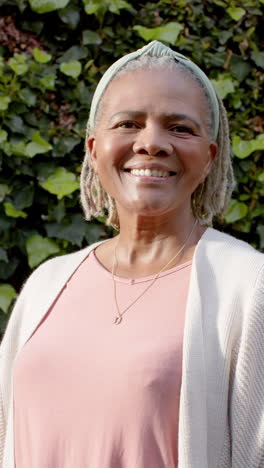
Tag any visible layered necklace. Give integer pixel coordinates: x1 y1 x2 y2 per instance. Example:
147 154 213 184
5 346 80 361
111 219 198 325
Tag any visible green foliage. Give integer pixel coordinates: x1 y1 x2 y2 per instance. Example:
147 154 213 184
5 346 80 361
39 167 80 198
227 7 246 21
26 234 60 268
0 0 263 332
60 60 82 78
0 284 17 314
232 134 264 159
133 22 183 44
28 0 70 14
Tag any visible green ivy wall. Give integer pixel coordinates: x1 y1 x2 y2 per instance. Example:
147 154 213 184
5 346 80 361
0 0 263 334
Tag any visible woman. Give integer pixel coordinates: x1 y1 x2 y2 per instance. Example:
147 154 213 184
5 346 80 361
0 41 263 468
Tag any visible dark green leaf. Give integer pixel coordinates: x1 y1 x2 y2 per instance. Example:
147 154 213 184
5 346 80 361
82 30 102 45
257 225 264 249
58 46 89 63
19 88 37 107
0 258 19 281
0 249 8 263
45 214 87 246
26 234 60 268
225 200 248 223
58 5 80 29
251 51 264 69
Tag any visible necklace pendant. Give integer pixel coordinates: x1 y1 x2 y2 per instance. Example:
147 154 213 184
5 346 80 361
114 315 123 325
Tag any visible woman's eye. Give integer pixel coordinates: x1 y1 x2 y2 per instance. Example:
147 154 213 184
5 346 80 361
170 125 193 133
117 121 138 129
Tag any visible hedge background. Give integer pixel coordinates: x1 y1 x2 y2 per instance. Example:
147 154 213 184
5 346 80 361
0 0 263 335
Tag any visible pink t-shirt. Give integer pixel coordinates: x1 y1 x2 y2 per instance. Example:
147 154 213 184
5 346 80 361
13 249 191 468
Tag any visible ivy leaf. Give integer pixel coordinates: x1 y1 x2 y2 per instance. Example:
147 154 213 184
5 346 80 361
8 53 29 75
60 60 82 78
258 172 264 183
4 202 27 219
232 134 264 159
45 214 87 246
0 56 4 76
58 5 80 29
40 167 79 199
0 284 17 314
0 96 11 111
58 46 88 62
28 0 70 14
19 88 37 106
225 200 248 224
33 48 52 63
0 184 9 202
83 0 132 16
10 141 28 157
39 74 56 90
26 131 52 158
0 129 8 143
133 22 183 45
251 51 264 69
26 234 60 268
82 30 102 45
227 7 246 21
5 115 24 134
210 74 237 99
0 249 8 263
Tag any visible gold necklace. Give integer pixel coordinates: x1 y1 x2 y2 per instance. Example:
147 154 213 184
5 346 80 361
111 219 198 325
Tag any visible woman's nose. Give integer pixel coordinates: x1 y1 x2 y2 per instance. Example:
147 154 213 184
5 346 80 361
133 127 173 157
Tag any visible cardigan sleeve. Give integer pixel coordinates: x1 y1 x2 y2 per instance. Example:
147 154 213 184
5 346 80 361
0 382 4 468
229 264 264 468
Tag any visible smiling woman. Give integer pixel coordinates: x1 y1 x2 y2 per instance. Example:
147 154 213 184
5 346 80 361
0 41 264 468
81 52 233 231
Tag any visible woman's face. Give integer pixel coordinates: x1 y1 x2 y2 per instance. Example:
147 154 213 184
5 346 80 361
88 68 218 220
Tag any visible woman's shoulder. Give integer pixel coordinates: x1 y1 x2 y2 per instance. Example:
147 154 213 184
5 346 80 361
16 240 106 306
26 240 104 283
203 227 263 258
198 227 264 287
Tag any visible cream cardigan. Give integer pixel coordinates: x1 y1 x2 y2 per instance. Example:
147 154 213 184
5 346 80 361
0 228 263 468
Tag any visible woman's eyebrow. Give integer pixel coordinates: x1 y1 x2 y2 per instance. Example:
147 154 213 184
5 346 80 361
109 110 145 122
109 111 201 130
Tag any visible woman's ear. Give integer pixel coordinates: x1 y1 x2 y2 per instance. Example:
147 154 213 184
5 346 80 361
200 142 218 184
87 135 97 172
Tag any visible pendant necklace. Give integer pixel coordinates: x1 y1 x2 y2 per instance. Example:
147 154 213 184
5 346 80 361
111 219 198 325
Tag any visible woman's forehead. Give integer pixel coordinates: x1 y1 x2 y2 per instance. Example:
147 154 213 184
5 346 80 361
98 68 207 123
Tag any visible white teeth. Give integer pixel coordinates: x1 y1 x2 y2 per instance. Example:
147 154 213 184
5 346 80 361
130 169 170 178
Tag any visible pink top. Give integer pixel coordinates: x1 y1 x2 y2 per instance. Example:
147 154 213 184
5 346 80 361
13 249 191 468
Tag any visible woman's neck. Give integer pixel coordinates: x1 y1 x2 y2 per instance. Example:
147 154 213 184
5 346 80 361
95 211 207 278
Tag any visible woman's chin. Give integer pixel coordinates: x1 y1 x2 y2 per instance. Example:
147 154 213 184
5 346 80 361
117 200 181 220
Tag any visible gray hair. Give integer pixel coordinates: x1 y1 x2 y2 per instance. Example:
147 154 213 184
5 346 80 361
80 55 235 230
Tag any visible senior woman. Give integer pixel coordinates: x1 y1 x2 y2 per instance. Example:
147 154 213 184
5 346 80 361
0 41 263 468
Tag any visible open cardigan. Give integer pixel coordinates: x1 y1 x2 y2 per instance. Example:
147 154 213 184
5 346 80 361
0 227 263 468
